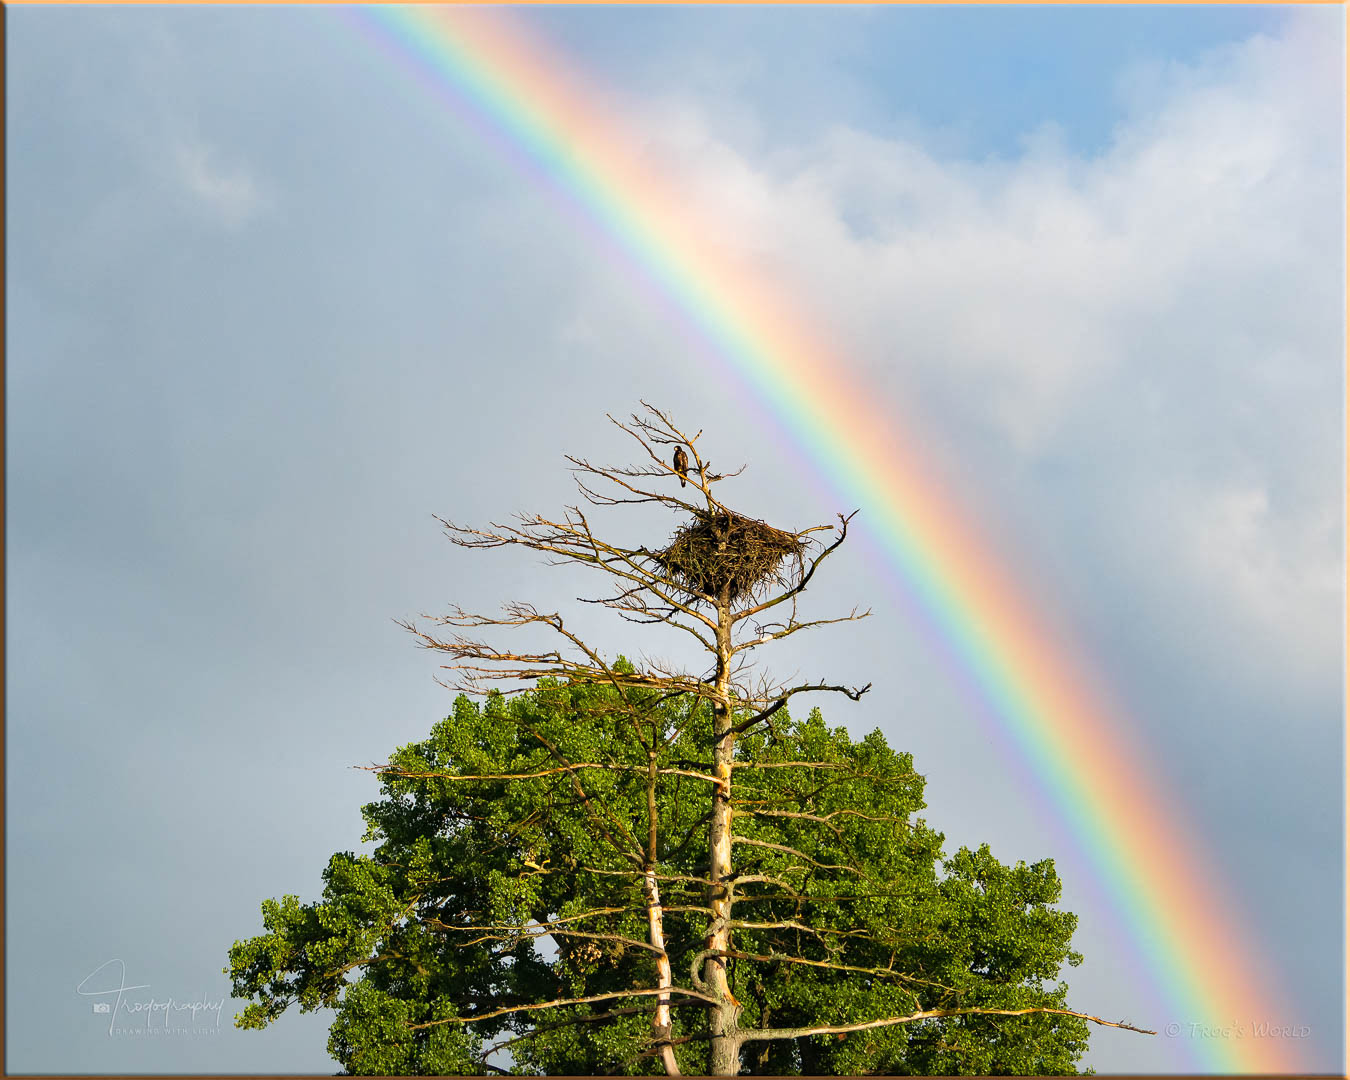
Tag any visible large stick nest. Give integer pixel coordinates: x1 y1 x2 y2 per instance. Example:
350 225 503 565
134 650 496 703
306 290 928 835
650 510 808 604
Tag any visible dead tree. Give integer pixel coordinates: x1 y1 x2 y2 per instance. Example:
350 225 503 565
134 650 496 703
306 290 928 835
389 403 1151 1075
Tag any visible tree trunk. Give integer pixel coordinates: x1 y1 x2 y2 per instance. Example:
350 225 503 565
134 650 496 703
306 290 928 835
705 592 742 1075
642 869 681 1076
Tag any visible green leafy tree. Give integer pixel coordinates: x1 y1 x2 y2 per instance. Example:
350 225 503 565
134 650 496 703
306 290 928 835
228 405 1150 1074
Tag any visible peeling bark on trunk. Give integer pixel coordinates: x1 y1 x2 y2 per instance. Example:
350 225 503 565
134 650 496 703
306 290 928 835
706 591 743 1075
642 869 681 1077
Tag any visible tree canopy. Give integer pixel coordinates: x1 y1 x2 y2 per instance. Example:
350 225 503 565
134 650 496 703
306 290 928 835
229 681 1107 1074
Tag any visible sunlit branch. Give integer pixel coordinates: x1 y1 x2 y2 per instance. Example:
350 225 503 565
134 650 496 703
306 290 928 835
731 835 867 876
408 986 721 1031
737 1006 1157 1046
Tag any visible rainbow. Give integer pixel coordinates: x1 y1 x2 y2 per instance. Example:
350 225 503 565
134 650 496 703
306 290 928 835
345 6 1305 1072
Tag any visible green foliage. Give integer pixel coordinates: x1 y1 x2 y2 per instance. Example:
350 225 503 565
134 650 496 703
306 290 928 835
227 679 1090 1075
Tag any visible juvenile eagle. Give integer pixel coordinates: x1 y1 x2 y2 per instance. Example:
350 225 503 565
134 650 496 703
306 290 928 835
672 446 689 487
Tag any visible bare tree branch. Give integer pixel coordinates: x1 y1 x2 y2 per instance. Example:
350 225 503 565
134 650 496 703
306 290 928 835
736 1006 1157 1046
408 986 721 1031
732 510 861 625
731 835 867 876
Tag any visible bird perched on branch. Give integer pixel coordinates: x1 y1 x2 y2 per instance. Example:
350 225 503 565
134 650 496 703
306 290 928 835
673 446 689 487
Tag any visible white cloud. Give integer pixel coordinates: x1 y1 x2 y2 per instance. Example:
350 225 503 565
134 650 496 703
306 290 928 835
172 138 266 227
1189 484 1339 617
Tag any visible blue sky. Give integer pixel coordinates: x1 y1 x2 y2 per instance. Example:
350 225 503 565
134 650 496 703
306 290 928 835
526 5 1288 157
7 5 1343 1074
